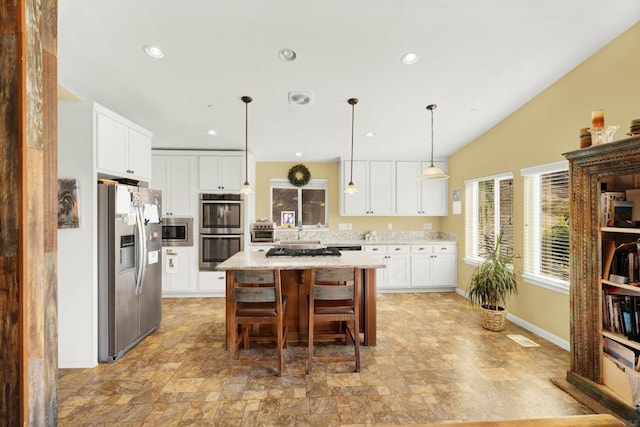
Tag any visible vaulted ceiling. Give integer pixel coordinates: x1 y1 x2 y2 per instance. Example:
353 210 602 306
58 1 640 161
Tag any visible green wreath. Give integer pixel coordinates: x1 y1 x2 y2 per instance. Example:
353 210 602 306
288 164 311 187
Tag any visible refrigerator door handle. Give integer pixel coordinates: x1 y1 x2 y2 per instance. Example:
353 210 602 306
138 207 148 294
134 206 145 295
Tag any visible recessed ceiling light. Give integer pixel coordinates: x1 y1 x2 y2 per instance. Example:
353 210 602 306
205 129 217 136
288 92 312 105
294 152 303 157
364 131 375 138
143 44 165 59
401 52 418 65
278 48 297 62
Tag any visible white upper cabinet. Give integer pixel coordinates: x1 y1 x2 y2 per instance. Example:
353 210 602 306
396 160 448 216
96 112 152 182
341 160 395 216
198 155 244 192
151 154 197 216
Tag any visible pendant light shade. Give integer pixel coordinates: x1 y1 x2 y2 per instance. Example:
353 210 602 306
421 104 449 180
344 98 359 194
239 96 254 195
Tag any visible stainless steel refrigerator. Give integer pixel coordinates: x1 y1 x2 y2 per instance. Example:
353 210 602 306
98 183 163 363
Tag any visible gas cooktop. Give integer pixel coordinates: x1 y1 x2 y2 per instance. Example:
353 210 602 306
265 247 341 257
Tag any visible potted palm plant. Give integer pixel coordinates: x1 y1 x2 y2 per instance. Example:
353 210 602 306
467 230 518 331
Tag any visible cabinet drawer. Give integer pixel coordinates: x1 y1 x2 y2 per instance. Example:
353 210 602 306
387 245 410 254
433 244 456 254
411 245 433 254
364 245 387 254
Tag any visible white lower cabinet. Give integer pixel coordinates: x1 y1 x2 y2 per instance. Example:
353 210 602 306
162 247 197 295
410 244 457 288
365 245 410 290
198 271 227 294
365 242 457 291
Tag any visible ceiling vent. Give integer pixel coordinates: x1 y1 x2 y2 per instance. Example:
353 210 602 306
288 92 312 106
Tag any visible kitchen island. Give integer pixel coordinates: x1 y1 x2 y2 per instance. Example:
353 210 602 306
216 251 384 347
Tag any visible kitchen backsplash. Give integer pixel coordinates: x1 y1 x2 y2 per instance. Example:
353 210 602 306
275 229 456 242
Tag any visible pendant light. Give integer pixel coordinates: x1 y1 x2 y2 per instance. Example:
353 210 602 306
239 96 254 195
344 98 359 194
421 104 449 180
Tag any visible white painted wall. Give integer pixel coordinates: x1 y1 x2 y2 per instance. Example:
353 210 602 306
57 101 99 368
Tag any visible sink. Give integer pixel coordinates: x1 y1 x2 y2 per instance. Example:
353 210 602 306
276 240 324 250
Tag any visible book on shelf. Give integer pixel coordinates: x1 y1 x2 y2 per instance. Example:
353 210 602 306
614 201 635 227
603 289 640 340
602 192 626 227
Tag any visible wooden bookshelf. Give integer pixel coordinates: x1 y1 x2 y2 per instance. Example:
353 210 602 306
564 135 640 422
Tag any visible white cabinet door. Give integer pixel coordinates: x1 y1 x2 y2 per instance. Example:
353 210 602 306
96 113 128 174
162 247 194 293
151 156 170 215
342 160 368 215
384 253 410 288
152 155 197 216
198 271 226 293
430 244 457 287
369 161 395 215
341 160 394 215
199 156 223 190
364 245 387 287
96 111 152 182
127 128 152 180
410 245 433 287
220 156 244 192
396 161 421 215
420 161 448 216
198 155 244 191
170 156 197 216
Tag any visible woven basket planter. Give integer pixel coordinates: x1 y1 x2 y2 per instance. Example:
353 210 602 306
479 305 507 331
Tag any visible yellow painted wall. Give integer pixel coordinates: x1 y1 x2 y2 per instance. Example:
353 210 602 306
442 22 640 342
255 161 443 232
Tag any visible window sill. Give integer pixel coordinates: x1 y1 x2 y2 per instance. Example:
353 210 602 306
522 273 569 295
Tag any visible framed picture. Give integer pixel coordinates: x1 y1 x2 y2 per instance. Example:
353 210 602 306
281 210 295 228
58 178 80 229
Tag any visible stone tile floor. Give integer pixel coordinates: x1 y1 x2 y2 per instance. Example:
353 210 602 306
58 292 592 426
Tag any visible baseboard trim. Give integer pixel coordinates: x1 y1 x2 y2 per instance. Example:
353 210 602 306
455 288 569 351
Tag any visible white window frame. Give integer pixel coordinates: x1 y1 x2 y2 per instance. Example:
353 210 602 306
521 161 570 295
464 172 514 266
270 178 329 229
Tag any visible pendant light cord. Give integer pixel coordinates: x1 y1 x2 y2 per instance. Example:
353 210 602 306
350 102 355 183
427 104 437 168
347 98 358 184
241 96 252 186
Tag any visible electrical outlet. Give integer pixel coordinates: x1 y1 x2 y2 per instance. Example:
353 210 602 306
387 223 393 230
339 223 348 231
427 223 433 230
347 223 352 230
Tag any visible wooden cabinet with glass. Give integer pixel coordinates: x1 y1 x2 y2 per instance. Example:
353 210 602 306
564 135 640 422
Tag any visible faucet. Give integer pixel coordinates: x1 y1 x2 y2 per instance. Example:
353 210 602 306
297 220 303 240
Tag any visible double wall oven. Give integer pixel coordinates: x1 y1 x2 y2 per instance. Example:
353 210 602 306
199 193 244 270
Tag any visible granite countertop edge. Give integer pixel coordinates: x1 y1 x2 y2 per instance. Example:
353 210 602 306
249 239 457 246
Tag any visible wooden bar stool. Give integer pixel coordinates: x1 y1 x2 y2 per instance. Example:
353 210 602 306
307 267 361 373
228 269 288 376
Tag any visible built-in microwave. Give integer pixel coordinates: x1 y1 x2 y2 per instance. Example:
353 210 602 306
162 216 194 247
199 193 244 234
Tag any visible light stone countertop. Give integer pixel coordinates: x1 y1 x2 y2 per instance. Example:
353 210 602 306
216 251 385 271
248 239 457 247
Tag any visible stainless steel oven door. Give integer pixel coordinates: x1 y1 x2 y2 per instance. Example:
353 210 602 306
200 199 244 234
199 234 244 271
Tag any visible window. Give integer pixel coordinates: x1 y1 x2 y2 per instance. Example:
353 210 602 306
465 173 514 263
270 179 328 228
522 161 570 293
